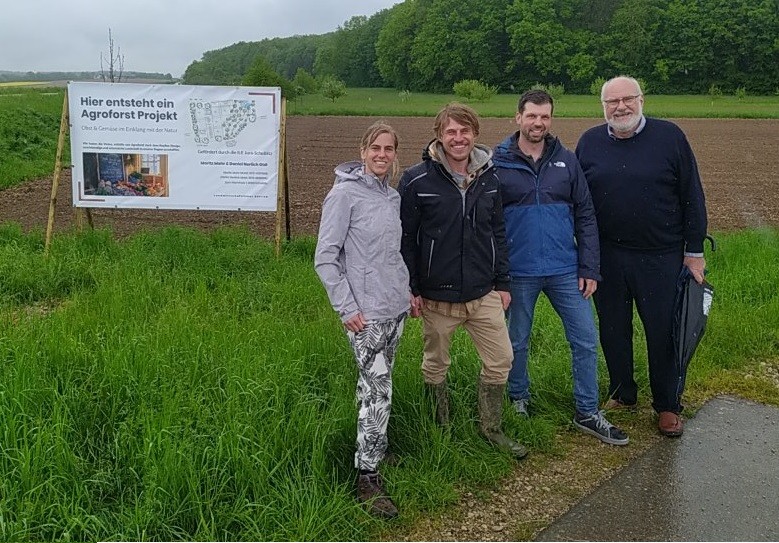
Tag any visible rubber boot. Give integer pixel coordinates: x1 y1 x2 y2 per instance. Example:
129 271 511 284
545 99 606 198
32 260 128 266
478 380 528 459
425 380 450 426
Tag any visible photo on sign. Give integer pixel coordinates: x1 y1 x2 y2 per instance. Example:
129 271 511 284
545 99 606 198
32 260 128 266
82 152 169 197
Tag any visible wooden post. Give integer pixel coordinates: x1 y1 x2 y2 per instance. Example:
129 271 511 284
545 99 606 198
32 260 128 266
284 134 291 242
275 98 288 257
44 90 70 256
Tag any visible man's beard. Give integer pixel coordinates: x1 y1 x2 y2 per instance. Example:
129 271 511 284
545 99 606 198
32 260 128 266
606 106 642 133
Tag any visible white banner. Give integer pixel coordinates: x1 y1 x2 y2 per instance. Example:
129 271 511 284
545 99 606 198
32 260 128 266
68 82 281 211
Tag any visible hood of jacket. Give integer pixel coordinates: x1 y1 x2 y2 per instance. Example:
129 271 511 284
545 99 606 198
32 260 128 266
422 139 494 182
333 160 389 191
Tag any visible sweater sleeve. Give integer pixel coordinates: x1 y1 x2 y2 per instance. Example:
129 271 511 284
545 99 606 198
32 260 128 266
314 186 360 322
676 133 708 253
570 155 601 281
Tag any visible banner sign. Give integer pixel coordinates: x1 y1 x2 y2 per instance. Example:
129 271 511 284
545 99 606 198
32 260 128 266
68 82 281 211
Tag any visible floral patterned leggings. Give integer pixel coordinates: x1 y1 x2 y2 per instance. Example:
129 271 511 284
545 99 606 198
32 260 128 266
347 313 406 471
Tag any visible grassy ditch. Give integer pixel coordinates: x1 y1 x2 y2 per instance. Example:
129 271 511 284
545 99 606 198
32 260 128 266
0 223 777 541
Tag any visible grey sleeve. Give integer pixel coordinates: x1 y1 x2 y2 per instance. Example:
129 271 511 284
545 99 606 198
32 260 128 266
314 186 360 322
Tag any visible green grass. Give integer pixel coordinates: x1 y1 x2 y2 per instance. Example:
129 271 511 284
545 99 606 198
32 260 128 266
289 87 779 119
0 222 776 540
0 87 66 189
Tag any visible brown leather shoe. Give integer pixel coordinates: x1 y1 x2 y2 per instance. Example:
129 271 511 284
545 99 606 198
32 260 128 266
658 411 684 437
602 398 638 411
357 472 398 519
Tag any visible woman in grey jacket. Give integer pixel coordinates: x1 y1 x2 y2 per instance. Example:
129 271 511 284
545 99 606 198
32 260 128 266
314 122 412 519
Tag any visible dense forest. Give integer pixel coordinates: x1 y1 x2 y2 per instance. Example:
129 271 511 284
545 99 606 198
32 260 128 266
182 0 778 94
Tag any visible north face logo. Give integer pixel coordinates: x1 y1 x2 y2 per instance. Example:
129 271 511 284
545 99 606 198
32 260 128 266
553 161 566 167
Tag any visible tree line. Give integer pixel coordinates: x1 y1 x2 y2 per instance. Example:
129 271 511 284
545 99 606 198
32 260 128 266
182 0 778 95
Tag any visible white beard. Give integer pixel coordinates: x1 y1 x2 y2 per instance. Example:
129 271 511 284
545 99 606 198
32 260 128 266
606 106 643 134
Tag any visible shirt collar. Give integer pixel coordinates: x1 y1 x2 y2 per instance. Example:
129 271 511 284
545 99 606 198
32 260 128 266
607 115 646 139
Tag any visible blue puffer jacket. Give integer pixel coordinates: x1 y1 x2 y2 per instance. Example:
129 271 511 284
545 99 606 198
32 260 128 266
493 133 600 280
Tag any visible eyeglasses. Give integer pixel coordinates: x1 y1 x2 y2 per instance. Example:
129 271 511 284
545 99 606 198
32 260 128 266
602 95 641 108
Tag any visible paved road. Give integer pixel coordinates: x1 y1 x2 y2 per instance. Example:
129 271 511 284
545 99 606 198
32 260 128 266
536 396 779 541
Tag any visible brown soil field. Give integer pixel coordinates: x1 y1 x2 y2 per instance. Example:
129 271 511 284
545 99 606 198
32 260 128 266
0 117 777 236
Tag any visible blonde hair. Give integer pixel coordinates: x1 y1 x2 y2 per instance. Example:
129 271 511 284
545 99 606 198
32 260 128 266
360 121 399 181
433 102 480 139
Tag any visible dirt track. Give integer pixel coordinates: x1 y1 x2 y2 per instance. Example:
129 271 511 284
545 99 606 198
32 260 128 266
1 117 777 236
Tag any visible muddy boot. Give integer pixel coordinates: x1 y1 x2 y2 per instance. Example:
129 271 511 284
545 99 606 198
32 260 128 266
477 380 528 459
425 380 450 426
356 471 399 519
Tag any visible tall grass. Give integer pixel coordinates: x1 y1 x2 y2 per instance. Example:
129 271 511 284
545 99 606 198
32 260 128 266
0 223 776 540
0 87 65 189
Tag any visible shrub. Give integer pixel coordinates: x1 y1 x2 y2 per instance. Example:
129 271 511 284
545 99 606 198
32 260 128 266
292 68 318 94
453 79 498 101
319 75 347 102
398 89 411 103
530 83 565 99
735 86 747 100
242 56 296 99
708 84 723 100
590 77 606 96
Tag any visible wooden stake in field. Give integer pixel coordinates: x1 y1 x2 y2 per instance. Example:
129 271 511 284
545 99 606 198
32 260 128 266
275 98 290 257
44 90 70 255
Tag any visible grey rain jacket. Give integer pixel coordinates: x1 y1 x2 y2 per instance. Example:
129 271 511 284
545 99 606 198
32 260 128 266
315 161 411 323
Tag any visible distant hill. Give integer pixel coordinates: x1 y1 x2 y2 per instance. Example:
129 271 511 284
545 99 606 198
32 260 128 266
0 71 175 83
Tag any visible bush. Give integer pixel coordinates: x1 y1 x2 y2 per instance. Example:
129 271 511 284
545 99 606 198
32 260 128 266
242 56 296 99
590 77 606 96
398 90 411 103
708 84 723 100
735 86 747 100
319 75 347 102
292 68 318 94
530 83 565 99
452 79 498 101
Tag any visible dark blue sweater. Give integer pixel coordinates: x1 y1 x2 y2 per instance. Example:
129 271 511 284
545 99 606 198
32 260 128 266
575 118 708 253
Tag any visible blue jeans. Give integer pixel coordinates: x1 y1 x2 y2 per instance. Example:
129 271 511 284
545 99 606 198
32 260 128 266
506 272 600 415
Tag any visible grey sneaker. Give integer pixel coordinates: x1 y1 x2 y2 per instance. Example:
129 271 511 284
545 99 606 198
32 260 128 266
511 398 530 417
573 410 629 446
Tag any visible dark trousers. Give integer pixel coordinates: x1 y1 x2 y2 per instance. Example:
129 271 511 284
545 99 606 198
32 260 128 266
594 245 683 413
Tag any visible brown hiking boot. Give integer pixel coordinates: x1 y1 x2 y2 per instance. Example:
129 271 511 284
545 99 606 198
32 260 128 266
478 380 528 459
356 472 398 519
425 380 450 426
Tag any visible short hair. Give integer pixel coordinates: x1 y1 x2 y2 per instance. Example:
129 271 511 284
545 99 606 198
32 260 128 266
601 76 643 101
518 89 554 114
433 102 480 139
360 121 398 152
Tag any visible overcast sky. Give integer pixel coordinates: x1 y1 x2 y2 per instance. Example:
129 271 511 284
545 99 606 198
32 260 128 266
1 0 400 77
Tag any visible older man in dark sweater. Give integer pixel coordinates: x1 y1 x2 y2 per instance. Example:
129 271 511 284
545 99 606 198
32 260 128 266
575 76 708 437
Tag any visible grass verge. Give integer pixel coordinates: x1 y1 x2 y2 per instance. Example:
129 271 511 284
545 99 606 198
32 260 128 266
0 223 776 540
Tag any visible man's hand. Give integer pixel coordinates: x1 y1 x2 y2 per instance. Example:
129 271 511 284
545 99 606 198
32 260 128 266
497 290 511 310
344 312 367 333
410 295 423 318
578 278 598 299
684 255 706 284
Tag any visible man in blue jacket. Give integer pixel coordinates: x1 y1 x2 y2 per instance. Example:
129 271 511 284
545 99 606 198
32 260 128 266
493 89 628 445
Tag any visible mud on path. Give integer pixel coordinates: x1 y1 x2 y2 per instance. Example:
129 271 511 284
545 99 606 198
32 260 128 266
0 117 777 237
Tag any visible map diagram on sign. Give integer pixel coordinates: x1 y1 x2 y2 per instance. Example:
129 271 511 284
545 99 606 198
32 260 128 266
189 99 257 147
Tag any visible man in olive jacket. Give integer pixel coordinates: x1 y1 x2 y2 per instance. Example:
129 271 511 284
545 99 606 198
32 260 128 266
399 102 526 459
